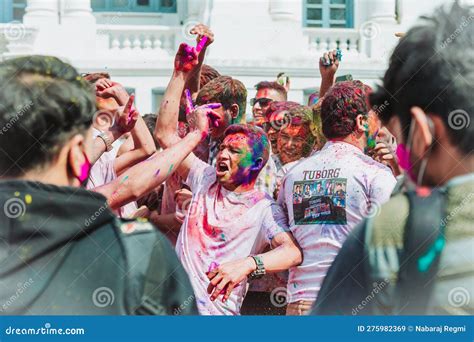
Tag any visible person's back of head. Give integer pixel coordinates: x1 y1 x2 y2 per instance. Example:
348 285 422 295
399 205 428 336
321 80 371 140
370 1 473 186
311 102 327 150
0 55 95 183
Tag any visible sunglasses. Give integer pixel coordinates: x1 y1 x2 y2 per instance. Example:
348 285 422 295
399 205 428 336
250 97 273 107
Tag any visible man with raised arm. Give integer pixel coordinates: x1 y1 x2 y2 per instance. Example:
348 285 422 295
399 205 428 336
155 34 303 315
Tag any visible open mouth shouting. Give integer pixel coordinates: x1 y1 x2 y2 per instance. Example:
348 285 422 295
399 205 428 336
216 160 230 178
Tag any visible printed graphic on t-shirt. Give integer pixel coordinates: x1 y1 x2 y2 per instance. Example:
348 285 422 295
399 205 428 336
292 178 347 225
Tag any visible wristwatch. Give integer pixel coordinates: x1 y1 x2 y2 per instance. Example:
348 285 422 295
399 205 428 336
98 132 113 152
248 255 266 280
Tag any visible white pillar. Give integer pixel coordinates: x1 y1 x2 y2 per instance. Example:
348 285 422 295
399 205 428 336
269 0 299 22
59 0 97 60
361 0 398 60
23 0 59 25
267 0 308 60
62 0 96 25
369 0 397 23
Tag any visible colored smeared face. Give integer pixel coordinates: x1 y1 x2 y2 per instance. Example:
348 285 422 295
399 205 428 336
252 88 285 125
364 110 382 152
277 124 311 165
265 110 288 152
215 133 259 188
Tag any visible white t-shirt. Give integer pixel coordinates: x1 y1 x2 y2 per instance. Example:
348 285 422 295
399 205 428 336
278 141 396 303
176 159 289 315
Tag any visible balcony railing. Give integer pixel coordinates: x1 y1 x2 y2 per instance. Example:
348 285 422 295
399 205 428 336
0 23 38 58
96 24 181 58
303 28 364 58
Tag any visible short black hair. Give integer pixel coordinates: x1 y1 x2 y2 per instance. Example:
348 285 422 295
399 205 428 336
0 55 95 177
255 81 287 100
370 2 473 155
200 64 221 88
196 76 247 123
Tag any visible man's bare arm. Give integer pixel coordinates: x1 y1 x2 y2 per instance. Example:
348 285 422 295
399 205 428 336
93 130 203 210
207 231 302 302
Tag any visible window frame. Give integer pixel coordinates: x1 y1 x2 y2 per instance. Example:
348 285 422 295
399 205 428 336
152 87 166 113
91 0 177 13
303 0 354 28
1 0 27 23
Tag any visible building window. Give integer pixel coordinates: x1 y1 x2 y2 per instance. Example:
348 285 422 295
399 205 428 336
152 88 166 113
1 0 27 23
303 0 353 28
92 0 177 13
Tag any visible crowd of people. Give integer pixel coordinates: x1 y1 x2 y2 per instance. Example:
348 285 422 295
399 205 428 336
0 2 472 316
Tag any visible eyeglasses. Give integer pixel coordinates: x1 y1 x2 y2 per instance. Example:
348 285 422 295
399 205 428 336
250 97 273 107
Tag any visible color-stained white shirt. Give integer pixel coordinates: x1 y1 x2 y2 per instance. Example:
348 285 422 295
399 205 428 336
278 141 396 303
176 159 288 315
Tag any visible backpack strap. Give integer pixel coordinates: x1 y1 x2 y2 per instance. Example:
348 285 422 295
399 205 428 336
397 187 447 314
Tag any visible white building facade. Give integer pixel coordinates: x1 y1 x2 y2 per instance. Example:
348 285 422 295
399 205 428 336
0 0 453 115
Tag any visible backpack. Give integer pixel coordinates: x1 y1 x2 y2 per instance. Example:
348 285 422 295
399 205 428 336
396 187 447 314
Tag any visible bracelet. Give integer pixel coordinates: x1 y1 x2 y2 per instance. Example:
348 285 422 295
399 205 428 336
97 132 113 152
248 255 266 280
